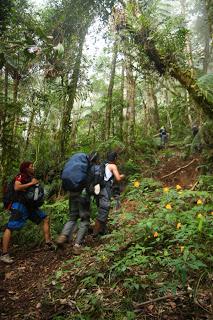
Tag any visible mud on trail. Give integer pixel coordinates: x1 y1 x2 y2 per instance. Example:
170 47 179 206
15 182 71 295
0 153 205 319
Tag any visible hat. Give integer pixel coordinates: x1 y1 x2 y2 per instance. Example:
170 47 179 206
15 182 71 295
107 152 118 162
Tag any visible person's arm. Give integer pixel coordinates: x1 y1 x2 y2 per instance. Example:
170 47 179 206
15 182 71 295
14 178 39 191
109 164 124 182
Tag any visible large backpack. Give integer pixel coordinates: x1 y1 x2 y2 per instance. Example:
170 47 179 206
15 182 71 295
2 179 15 210
23 184 45 208
86 162 106 195
61 153 90 192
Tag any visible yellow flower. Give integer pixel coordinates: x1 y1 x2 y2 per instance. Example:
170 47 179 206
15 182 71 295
133 181 140 188
178 191 183 194
197 199 203 205
165 204 172 210
211 212 213 215
176 185 182 190
180 246 184 253
163 187 169 193
197 213 203 219
176 222 182 229
153 232 159 238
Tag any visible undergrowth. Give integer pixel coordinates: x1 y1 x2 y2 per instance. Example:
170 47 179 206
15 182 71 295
41 178 213 319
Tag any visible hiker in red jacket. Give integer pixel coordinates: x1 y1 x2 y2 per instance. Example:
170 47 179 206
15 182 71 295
0 161 54 264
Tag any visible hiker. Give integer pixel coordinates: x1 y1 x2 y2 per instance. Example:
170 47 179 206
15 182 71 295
93 151 125 237
159 126 168 147
0 161 53 264
191 124 202 153
192 124 199 137
56 152 99 255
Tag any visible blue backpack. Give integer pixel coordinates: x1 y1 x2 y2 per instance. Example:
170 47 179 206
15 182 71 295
61 153 90 192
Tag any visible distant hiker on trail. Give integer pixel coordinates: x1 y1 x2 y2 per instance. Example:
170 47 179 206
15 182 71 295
0 161 54 264
192 124 199 137
159 126 168 147
191 124 202 153
93 151 125 237
56 152 99 255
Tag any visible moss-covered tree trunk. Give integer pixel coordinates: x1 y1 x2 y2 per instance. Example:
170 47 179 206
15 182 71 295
125 57 136 144
118 59 125 141
133 31 213 119
60 31 86 160
105 40 118 140
145 80 160 131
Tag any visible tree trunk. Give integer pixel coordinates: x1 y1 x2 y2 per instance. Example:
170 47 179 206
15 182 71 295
133 30 213 118
180 0 194 70
125 57 136 144
145 80 160 131
25 106 36 151
60 31 86 159
121 1 213 118
205 0 213 40
118 60 125 141
105 40 118 140
202 3 211 73
12 71 20 137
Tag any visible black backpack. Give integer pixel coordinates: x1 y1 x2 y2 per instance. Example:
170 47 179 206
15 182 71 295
86 162 107 195
2 179 15 210
23 184 45 208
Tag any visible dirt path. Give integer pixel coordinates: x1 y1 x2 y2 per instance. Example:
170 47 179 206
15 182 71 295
0 246 69 319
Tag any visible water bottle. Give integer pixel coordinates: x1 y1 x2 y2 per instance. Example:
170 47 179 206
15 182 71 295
34 184 39 201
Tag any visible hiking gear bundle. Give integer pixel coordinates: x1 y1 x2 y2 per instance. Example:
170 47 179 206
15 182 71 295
23 184 44 208
61 152 113 194
86 162 107 195
61 153 90 192
3 180 15 210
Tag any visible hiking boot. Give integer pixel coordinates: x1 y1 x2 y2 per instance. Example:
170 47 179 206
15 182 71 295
56 234 68 247
93 220 107 237
44 241 56 251
93 219 102 237
0 253 14 264
72 244 82 255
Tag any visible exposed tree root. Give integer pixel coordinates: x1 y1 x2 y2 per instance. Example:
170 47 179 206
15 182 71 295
161 159 198 179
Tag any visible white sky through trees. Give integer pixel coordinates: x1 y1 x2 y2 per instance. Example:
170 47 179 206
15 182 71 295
30 0 48 8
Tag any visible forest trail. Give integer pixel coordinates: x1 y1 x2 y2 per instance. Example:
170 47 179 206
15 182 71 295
0 151 206 320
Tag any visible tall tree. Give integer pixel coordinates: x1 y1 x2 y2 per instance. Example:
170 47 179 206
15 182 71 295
120 0 213 119
105 40 118 140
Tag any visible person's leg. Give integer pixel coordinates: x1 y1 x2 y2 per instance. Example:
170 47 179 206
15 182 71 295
43 216 51 243
2 228 12 254
29 208 54 248
56 193 79 244
1 202 27 263
93 186 111 236
0 228 14 263
75 193 90 245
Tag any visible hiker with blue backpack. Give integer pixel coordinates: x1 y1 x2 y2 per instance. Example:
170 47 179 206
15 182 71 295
56 152 99 255
93 151 125 237
0 161 54 264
